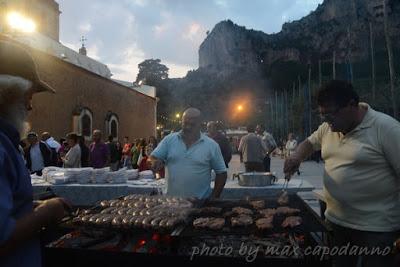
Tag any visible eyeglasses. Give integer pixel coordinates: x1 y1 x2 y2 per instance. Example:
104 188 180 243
319 107 341 122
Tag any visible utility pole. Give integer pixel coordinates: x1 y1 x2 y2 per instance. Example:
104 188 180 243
383 0 397 118
332 50 336 79
369 22 376 100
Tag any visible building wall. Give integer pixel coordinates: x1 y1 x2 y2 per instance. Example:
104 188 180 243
0 0 60 41
25 46 156 142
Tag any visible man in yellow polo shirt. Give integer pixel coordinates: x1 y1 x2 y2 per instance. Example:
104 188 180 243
284 80 400 267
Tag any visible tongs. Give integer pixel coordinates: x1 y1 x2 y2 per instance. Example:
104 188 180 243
281 173 290 192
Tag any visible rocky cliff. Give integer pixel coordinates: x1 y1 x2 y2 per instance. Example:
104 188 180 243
198 0 400 78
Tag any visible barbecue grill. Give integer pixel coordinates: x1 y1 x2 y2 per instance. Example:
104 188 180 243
42 194 332 267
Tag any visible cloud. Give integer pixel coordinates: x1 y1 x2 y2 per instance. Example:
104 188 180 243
78 22 92 33
57 0 323 79
182 22 202 41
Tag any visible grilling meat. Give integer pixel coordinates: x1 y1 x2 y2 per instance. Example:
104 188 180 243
277 191 289 205
275 206 300 215
200 207 223 214
259 208 277 217
193 217 225 230
282 216 302 228
250 200 265 210
255 217 274 230
232 207 253 215
231 215 253 227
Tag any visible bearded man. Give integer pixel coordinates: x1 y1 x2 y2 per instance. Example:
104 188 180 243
0 40 70 267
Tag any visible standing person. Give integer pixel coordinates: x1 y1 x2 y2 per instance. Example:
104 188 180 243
138 139 150 172
121 136 132 169
285 133 297 157
89 130 110 169
78 135 90 168
146 136 158 156
284 80 400 267
115 141 123 169
106 135 120 171
256 124 277 172
149 108 227 198
26 132 52 176
41 132 60 166
130 139 141 169
61 133 81 168
238 125 266 172
0 40 70 267
207 121 232 168
41 132 61 152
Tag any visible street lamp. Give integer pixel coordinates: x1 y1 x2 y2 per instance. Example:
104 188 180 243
6 12 36 33
237 105 243 111
175 113 181 119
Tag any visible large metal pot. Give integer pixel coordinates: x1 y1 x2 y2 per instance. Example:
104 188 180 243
232 172 277 187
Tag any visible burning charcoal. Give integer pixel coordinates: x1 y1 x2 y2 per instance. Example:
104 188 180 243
231 215 253 227
200 207 223 214
255 217 274 230
259 208 277 217
275 207 300 215
250 200 265 209
282 216 302 228
277 191 289 206
232 207 253 215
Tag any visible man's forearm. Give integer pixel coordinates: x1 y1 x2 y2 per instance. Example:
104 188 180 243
211 172 227 198
293 139 314 161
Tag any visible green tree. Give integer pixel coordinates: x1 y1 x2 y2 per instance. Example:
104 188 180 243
136 59 169 86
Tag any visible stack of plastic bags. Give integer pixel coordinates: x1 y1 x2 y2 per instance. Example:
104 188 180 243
93 167 110 184
139 170 155 180
108 168 128 184
126 169 139 180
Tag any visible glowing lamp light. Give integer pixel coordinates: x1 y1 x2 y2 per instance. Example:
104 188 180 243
175 113 180 119
7 12 36 33
237 105 243 111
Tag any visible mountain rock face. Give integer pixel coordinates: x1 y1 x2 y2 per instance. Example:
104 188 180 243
198 0 400 78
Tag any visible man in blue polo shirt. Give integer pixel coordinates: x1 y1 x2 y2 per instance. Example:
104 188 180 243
0 40 70 267
149 108 227 199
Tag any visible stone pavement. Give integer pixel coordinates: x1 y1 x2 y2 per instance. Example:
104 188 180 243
227 154 324 214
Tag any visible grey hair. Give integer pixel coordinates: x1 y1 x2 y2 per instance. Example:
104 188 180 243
0 75 32 109
0 75 32 137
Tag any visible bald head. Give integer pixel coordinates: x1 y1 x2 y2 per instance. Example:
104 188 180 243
182 108 202 136
182 108 201 120
207 121 218 136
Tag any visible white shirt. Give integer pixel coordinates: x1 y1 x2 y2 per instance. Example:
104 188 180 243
45 137 61 152
30 143 44 172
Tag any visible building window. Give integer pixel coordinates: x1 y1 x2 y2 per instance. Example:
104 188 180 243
79 108 93 140
110 120 118 138
106 113 119 140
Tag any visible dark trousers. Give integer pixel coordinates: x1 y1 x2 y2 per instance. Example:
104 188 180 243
244 162 264 172
263 155 271 172
327 220 399 267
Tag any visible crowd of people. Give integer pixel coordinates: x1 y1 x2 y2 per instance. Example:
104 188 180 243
19 129 161 176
